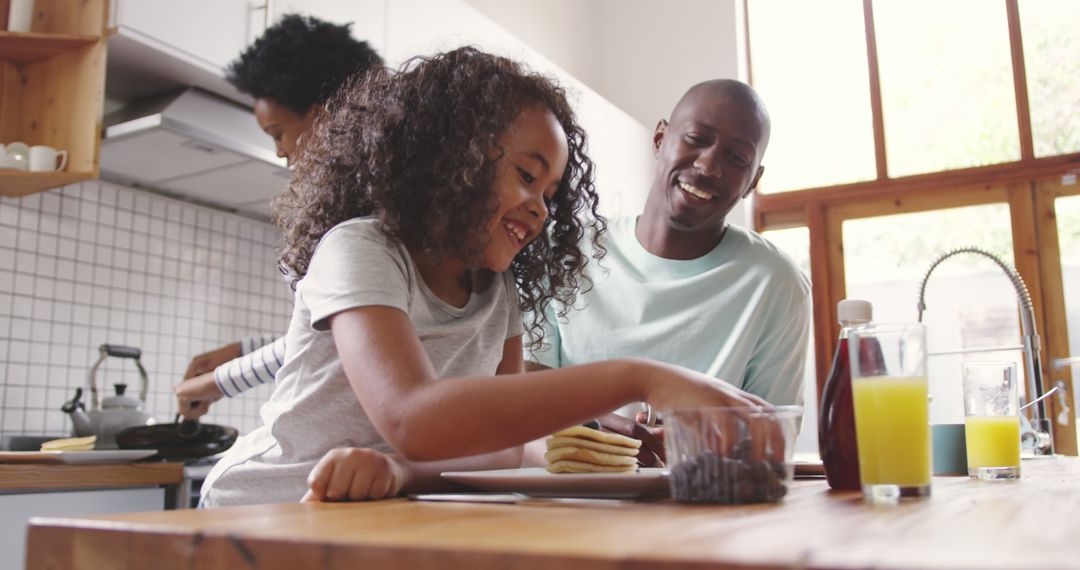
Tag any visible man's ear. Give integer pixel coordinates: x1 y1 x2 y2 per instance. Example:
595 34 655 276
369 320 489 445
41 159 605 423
744 165 765 199
652 119 668 157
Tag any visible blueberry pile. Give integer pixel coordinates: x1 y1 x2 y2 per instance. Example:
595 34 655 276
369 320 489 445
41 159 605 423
669 452 788 504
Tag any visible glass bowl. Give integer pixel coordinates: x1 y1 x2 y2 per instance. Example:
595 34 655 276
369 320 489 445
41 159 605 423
664 405 803 504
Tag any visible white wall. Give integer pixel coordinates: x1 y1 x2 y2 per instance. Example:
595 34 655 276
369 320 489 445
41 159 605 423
453 0 600 84
380 0 654 220
461 0 753 226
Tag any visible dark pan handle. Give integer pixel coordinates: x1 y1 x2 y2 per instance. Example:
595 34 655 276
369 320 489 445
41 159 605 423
102 344 141 359
173 414 202 439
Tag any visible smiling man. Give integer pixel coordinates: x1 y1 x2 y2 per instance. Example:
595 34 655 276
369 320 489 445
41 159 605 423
528 80 810 441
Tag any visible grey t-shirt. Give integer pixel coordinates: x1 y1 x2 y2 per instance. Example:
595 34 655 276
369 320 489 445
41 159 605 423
202 218 523 507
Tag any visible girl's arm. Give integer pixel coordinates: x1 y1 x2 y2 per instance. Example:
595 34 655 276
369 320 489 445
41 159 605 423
387 335 527 491
304 336 528 501
331 306 766 461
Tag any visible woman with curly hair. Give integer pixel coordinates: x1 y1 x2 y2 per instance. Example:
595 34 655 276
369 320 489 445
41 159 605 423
201 47 768 507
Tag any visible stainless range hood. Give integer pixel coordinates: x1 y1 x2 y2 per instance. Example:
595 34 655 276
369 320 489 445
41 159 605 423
100 88 290 219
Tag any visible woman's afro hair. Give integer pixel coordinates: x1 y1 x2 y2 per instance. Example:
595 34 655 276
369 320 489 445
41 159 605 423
226 14 383 114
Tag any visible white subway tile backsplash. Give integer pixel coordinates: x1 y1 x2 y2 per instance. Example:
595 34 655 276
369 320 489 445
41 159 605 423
11 318 30 340
11 294 32 318
41 193 61 215
31 297 52 319
0 226 15 249
31 321 50 343
0 248 13 271
117 190 134 211
97 184 115 206
15 251 35 274
1 182 290 438
16 232 36 253
0 205 18 227
37 234 58 257
35 259 56 280
3 414 21 431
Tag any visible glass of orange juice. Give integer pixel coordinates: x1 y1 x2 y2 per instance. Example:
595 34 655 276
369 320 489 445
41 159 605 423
962 362 1021 480
849 323 931 504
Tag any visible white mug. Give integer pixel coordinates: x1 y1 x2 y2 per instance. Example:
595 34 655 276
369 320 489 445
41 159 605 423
7 0 35 32
28 145 68 172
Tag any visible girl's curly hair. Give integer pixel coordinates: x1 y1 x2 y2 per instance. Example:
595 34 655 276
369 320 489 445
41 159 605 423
275 47 606 349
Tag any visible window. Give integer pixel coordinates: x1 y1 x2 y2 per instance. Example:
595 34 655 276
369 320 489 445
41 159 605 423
874 0 1020 176
747 3 876 193
747 0 1080 454
1019 0 1080 157
843 204 1023 423
1056 194 1080 417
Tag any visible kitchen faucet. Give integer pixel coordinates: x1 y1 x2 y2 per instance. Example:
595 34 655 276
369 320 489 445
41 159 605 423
915 246 1054 455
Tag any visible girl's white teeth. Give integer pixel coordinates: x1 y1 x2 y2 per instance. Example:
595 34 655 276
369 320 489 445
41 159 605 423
678 181 712 200
504 222 526 242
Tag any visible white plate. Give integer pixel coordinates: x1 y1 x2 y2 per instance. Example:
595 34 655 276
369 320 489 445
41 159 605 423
0 449 158 465
442 467 669 499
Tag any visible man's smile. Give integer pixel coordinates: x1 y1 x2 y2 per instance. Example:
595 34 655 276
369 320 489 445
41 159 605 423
678 180 714 201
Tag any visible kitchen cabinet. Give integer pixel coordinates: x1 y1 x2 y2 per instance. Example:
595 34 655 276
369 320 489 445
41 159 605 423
2 488 164 570
110 0 265 73
0 0 108 197
0 462 182 570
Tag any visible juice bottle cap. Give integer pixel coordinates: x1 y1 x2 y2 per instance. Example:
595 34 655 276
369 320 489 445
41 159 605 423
837 299 872 324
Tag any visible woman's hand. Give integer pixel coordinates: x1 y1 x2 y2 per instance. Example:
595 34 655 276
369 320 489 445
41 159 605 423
302 448 406 502
183 343 242 379
174 372 224 419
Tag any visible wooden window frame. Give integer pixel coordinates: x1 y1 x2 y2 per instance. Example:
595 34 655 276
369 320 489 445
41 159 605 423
746 0 1080 454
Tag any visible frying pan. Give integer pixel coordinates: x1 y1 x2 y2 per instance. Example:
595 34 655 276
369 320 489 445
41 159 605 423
115 415 237 460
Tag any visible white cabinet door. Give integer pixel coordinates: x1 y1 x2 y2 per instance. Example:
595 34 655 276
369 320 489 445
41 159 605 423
270 0 386 57
0 487 164 570
113 0 266 72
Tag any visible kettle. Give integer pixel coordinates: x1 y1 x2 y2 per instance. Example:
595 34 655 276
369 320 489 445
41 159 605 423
61 344 156 449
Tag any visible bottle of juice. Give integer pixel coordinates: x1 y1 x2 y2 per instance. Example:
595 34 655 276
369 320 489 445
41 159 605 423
818 299 873 490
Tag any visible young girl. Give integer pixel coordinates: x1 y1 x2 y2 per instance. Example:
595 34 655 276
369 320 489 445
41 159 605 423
201 47 770 507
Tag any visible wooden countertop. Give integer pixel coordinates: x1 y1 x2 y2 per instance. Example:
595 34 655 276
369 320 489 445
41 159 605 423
0 463 183 493
26 458 1080 570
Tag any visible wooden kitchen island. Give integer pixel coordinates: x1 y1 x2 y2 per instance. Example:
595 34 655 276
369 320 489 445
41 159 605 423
26 458 1079 570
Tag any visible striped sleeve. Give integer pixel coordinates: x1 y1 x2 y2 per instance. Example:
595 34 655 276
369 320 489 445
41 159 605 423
213 336 287 397
239 334 279 356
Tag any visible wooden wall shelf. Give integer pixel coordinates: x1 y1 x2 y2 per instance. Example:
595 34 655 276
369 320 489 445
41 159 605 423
0 31 99 64
0 0 108 198
0 169 95 196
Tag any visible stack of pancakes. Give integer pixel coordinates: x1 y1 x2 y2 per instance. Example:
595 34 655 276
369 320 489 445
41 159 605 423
544 426 641 474
40 435 96 451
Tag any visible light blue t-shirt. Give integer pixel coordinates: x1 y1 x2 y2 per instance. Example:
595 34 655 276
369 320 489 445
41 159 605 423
527 216 811 409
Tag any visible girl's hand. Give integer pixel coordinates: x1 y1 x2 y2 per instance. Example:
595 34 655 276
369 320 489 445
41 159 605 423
639 361 788 463
640 360 773 412
302 448 405 502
